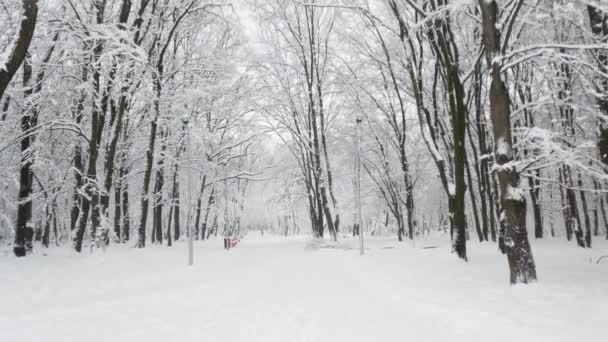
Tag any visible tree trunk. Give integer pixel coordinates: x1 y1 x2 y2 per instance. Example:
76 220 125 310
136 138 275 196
152 130 167 245
73 3 108 252
479 0 537 284
136 70 163 248
172 169 180 242
558 168 573 240
1 96 10 121
11 1 39 257
449 66 468 261
114 174 122 242
466 153 483 242
528 171 543 239
121 169 130 242
193 175 207 240
565 167 585 247
70 63 88 233
588 6 608 190
201 187 215 240
578 173 592 247
0 0 38 102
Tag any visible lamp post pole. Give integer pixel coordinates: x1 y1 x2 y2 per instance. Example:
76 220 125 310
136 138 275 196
183 116 193 266
355 116 364 255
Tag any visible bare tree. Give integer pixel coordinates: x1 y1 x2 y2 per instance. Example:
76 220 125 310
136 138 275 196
478 0 537 284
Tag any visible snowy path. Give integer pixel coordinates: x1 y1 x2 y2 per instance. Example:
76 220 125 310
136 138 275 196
1 235 607 342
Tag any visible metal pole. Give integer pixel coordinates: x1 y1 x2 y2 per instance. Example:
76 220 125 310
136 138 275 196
224 163 228 238
186 117 193 266
355 116 364 255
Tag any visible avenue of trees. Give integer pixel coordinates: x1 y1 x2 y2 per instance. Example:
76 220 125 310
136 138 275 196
2 0 608 284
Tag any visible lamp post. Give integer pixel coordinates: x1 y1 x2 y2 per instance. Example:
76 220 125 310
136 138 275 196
182 116 193 266
355 116 364 255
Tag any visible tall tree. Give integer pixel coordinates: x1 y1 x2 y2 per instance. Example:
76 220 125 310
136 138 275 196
478 0 537 284
9 0 39 257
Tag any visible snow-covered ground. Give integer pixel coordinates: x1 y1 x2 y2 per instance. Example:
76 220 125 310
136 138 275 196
1 234 607 342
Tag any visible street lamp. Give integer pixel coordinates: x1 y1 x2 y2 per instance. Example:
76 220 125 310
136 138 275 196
182 116 193 266
355 115 364 255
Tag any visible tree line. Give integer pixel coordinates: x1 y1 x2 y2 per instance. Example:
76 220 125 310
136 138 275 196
2 0 608 285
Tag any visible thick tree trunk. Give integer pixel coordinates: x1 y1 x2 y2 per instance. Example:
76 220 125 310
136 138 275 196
449 67 468 261
479 0 537 284
14 58 36 257
588 6 608 190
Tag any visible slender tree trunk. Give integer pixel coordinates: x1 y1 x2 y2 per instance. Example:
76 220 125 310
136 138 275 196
171 169 180 242
42 197 51 248
593 180 600 237
558 168 573 241
466 153 483 242
152 130 167 245
114 173 122 242
194 175 207 240
70 63 88 233
486 158 497 242
578 173 592 247
201 187 215 240
136 69 163 248
121 170 130 242
528 171 543 239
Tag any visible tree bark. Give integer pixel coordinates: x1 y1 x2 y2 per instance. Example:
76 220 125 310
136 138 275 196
14 57 35 257
201 187 215 240
0 0 38 102
578 173 592 247
152 130 167 245
479 0 537 284
194 175 207 240
73 3 108 252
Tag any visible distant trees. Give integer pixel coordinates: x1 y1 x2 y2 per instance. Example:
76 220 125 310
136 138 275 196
1 0 258 254
255 0 341 240
3 0 608 285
